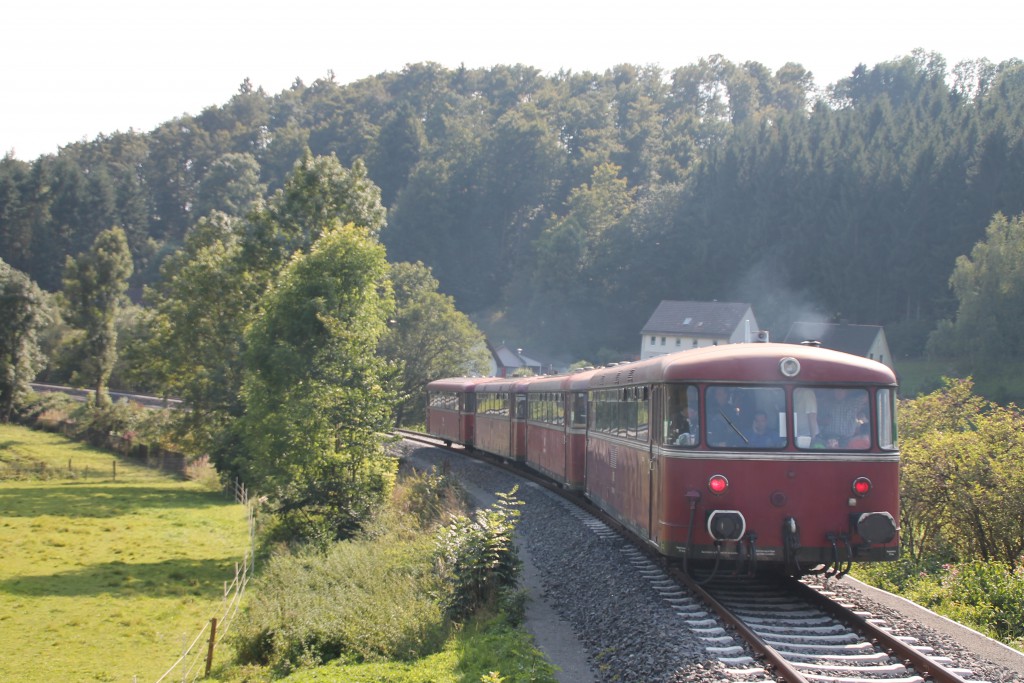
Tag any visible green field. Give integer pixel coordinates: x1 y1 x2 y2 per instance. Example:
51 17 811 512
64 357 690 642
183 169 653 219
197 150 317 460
0 424 251 683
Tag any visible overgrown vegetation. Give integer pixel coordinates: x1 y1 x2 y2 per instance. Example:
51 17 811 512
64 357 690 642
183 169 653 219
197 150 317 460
220 466 551 682
852 377 1024 652
855 560 1024 651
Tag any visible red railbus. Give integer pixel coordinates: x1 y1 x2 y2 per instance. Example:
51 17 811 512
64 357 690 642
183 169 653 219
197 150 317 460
427 342 899 575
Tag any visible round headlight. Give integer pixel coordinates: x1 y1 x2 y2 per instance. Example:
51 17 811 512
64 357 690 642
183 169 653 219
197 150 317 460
779 357 801 378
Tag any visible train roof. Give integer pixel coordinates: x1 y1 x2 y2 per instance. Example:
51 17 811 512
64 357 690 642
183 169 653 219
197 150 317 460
588 343 896 388
427 344 894 395
426 377 499 392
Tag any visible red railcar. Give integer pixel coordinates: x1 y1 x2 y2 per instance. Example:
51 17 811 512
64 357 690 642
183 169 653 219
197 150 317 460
520 374 572 487
471 379 519 460
427 342 900 575
425 377 495 448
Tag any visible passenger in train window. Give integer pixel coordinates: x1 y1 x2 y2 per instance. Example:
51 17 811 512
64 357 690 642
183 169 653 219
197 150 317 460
707 386 743 446
793 387 819 441
748 410 782 447
673 405 699 445
845 408 871 449
818 388 861 442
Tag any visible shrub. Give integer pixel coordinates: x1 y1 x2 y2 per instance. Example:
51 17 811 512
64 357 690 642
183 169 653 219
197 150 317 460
434 488 523 622
12 390 76 427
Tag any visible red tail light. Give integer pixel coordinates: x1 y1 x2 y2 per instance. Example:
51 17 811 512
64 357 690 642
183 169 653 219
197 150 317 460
852 477 872 497
708 475 729 495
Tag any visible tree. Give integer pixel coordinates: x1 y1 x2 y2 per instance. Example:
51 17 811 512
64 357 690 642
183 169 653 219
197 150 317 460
62 227 133 405
239 222 397 543
378 261 490 426
140 154 388 457
522 163 636 355
193 152 265 219
927 213 1024 370
135 212 252 453
242 151 386 275
0 259 48 422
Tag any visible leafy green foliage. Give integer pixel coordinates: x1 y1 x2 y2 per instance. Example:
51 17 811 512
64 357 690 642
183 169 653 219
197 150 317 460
394 465 470 530
0 258 48 422
6 55 1024 365
898 378 1024 566
231 537 448 674
928 212 1024 372
379 261 490 426
434 488 524 622
856 560 1024 650
61 226 133 405
239 222 398 543
225 468 551 683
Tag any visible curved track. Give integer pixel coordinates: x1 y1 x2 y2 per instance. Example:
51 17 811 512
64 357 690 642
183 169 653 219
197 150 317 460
396 429 999 683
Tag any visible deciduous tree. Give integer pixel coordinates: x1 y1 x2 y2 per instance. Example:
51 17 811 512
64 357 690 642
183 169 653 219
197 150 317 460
378 261 490 426
0 259 48 422
927 213 1024 370
239 222 397 543
899 378 1024 567
62 227 133 405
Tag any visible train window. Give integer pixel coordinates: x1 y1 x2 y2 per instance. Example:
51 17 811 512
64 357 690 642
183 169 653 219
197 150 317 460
796 387 871 450
429 391 459 411
588 387 649 442
877 388 897 450
706 386 786 449
478 391 511 417
572 392 587 428
666 385 699 447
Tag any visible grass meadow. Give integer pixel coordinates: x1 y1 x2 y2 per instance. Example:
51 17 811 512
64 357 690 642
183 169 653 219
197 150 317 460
0 424 251 682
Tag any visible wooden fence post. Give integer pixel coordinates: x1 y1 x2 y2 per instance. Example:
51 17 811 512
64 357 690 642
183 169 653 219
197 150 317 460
112 460 117 481
204 617 218 676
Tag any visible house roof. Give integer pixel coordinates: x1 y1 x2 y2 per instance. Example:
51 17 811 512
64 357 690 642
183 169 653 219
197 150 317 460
488 341 544 369
641 300 754 337
783 322 884 357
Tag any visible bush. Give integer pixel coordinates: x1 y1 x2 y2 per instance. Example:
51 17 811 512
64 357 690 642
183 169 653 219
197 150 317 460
12 391 76 427
434 488 523 622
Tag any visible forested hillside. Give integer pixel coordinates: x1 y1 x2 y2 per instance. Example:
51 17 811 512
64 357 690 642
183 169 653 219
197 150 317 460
3 50 1024 362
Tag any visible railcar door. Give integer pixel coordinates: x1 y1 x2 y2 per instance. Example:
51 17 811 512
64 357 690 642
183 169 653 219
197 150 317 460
649 384 663 544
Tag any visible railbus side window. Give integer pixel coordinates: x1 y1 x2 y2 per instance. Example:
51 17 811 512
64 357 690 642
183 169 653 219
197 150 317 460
877 388 897 450
572 392 587 428
665 385 699 446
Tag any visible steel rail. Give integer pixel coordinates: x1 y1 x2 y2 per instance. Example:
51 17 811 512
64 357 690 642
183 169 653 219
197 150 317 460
789 578 969 683
674 570 810 683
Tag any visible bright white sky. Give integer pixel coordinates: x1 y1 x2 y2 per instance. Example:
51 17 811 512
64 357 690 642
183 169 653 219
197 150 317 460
3 0 1021 160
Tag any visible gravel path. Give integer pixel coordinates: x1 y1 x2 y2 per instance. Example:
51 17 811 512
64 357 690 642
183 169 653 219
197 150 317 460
399 442 1024 682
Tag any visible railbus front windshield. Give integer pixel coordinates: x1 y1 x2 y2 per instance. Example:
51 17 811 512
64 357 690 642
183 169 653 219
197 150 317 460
663 384 897 451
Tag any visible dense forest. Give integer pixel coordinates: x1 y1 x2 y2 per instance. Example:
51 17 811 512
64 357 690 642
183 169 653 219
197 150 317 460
3 50 1024 364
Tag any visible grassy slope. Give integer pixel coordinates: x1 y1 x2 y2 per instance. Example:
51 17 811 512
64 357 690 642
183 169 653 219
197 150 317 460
0 424 250 683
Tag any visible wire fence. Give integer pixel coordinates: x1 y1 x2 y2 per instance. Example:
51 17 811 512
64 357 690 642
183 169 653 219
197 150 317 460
151 481 256 683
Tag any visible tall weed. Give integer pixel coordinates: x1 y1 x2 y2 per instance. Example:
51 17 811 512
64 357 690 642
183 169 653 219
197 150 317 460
232 535 447 674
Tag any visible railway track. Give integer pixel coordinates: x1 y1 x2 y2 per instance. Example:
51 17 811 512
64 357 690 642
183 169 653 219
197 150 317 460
673 572 987 683
395 430 1001 682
